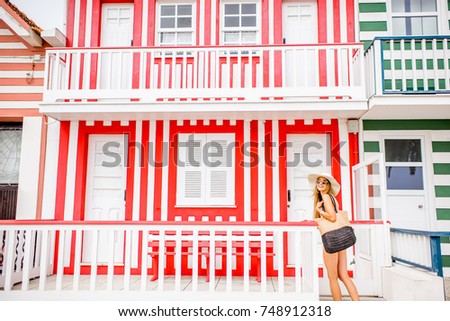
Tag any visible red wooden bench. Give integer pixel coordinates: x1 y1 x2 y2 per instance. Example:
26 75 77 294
148 231 275 282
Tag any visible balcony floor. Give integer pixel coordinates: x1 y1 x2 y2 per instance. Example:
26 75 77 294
5 275 386 301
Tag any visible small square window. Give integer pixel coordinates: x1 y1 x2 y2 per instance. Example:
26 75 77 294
225 4 239 15
161 17 175 28
157 3 195 46
177 5 192 15
222 2 258 45
161 5 176 16
385 139 422 162
386 166 424 190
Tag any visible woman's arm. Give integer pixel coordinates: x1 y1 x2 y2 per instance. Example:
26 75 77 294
318 194 338 222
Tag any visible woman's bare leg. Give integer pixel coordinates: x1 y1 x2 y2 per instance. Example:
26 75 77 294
337 250 360 301
323 250 342 300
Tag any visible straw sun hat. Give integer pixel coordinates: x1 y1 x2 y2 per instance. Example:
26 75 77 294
307 173 341 196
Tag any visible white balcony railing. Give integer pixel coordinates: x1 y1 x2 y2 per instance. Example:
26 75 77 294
43 44 366 104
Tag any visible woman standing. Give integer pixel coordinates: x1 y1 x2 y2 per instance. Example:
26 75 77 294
308 173 360 301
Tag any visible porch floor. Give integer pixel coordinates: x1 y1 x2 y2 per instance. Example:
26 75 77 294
6 275 385 301
11 274 301 292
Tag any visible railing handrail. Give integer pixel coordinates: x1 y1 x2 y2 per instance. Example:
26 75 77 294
390 227 450 237
390 227 449 277
0 219 385 226
45 42 365 52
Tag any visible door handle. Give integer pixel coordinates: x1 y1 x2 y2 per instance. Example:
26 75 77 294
287 190 291 202
124 189 127 202
418 205 423 209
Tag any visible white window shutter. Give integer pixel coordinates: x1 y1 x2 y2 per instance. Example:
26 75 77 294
205 134 235 206
176 133 235 207
176 134 206 205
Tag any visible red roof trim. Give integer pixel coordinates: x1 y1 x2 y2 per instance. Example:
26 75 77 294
2 0 43 32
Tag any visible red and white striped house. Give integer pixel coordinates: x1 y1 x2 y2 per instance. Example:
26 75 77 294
3 0 447 301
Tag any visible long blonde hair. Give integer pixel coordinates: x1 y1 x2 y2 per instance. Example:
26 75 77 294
313 180 334 219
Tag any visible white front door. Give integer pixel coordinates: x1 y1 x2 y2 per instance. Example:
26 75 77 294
382 136 430 229
287 134 329 265
100 4 134 90
282 1 318 87
83 134 127 264
282 0 318 45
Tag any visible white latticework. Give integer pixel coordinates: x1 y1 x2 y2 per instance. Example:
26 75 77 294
0 128 22 184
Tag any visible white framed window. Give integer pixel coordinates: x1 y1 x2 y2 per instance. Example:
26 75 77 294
156 2 195 46
221 1 260 45
391 0 438 35
383 138 424 191
176 133 235 207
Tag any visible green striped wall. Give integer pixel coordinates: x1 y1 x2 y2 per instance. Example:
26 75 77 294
363 120 450 272
358 1 450 49
358 1 388 49
363 120 450 131
443 255 450 270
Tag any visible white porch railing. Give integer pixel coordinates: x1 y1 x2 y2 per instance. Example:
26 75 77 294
43 43 366 103
0 221 319 300
0 220 388 300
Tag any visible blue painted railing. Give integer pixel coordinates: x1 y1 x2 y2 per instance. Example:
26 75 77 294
390 228 450 277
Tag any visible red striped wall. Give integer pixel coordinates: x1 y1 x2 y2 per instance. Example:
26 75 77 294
66 0 356 47
54 119 348 222
0 21 46 102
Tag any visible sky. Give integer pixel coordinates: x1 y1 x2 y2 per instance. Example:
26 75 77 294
10 0 66 31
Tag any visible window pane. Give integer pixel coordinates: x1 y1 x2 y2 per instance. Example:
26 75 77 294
392 0 405 13
224 31 240 44
160 32 175 45
422 17 438 34
241 16 256 27
225 4 239 15
385 139 422 162
410 0 422 12
161 5 175 16
241 31 257 44
242 3 256 14
411 17 422 35
177 17 192 28
177 32 192 44
161 17 175 28
392 17 407 35
0 128 22 184
386 166 424 190
225 16 240 27
177 5 192 15
421 0 436 11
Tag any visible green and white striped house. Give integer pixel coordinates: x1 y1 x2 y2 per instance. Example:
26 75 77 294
358 0 450 49
358 0 450 277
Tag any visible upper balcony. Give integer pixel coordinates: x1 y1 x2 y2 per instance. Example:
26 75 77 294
364 36 450 119
41 43 367 121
